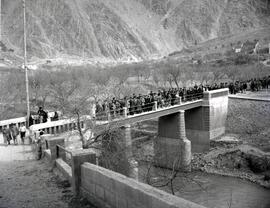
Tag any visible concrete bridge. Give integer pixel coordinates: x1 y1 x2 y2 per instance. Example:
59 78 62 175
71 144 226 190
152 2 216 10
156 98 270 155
0 88 229 171
0 89 229 208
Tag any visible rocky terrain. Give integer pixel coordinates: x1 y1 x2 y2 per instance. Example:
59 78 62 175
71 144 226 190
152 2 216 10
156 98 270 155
1 0 270 65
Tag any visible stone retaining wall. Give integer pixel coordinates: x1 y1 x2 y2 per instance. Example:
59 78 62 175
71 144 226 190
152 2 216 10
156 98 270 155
80 163 206 208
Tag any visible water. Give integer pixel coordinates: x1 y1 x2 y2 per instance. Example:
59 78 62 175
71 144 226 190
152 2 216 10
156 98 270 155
167 172 270 208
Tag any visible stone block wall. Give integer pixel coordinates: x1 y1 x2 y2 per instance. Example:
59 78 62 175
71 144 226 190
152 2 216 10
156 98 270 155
80 163 206 208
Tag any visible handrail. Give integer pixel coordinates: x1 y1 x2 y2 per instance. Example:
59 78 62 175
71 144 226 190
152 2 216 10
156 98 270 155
56 144 72 158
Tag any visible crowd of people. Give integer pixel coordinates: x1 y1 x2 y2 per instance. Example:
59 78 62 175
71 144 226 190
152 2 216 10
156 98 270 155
1 75 270 143
95 84 212 119
94 75 270 119
2 123 26 145
228 76 270 94
29 107 59 126
1 107 60 146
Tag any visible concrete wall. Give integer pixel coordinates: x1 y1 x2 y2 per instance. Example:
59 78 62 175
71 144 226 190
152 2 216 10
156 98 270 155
55 158 72 183
80 163 206 208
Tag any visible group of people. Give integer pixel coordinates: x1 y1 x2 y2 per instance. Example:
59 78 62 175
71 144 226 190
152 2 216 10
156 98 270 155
29 107 48 126
1 75 269 144
1 107 60 146
94 75 270 119
29 107 59 126
95 84 206 119
228 76 270 94
2 123 26 145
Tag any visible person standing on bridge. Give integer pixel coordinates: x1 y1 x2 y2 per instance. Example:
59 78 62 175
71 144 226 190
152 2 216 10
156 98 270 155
19 123 26 145
2 126 11 145
10 124 19 145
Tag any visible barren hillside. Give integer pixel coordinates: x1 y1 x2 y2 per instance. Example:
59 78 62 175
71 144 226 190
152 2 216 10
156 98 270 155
1 0 270 64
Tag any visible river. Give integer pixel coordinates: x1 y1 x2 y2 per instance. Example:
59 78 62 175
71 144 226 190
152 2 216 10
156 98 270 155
173 172 270 208
138 163 270 208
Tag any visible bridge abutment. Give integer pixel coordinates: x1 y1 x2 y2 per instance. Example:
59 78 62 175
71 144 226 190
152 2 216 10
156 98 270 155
185 88 229 152
154 89 228 170
154 110 191 171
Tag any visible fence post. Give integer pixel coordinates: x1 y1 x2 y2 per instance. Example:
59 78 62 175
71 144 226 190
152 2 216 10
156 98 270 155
107 111 111 121
154 101 158 111
71 151 96 195
123 107 128 118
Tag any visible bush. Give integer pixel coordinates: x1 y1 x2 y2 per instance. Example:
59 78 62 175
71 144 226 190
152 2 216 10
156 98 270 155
234 54 253 65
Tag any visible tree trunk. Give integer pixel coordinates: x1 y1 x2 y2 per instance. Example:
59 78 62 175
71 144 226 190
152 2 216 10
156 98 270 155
76 112 87 149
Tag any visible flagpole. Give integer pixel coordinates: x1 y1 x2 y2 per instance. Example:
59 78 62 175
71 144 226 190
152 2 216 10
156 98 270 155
23 0 30 127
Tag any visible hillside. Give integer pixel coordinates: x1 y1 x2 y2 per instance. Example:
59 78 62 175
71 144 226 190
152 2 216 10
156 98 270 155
1 0 270 65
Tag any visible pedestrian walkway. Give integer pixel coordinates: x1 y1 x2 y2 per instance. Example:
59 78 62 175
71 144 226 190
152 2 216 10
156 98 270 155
0 133 35 161
0 136 94 208
0 160 71 208
0 144 35 161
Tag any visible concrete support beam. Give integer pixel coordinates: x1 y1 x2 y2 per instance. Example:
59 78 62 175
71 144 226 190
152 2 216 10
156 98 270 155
71 151 96 195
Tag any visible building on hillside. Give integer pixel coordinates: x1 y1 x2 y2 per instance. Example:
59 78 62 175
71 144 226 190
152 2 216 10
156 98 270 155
233 42 243 53
241 40 257 54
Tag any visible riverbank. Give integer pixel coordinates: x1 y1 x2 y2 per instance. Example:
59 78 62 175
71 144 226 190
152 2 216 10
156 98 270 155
192 143 270 189
226 91 270 152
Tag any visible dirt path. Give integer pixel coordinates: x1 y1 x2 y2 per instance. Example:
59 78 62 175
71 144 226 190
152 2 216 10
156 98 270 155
0 160 70 208
0 145 95 208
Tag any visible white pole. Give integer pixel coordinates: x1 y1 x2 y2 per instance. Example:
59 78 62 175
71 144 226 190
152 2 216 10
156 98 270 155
0 0 2 42
23 0 30 127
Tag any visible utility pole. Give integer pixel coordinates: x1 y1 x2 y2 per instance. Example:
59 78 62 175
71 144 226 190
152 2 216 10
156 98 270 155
0 0 2 42
23 0 30 127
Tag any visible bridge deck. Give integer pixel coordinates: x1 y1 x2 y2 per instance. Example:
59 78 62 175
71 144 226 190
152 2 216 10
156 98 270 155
95 99 203 131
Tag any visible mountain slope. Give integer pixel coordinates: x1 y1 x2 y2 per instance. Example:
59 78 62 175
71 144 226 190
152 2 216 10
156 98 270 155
1 0 270 63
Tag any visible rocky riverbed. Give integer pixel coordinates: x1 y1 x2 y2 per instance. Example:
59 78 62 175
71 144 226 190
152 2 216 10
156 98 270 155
192 139 270 188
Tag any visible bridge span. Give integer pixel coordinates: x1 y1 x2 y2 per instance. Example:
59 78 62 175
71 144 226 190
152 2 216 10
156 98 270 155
0 88 229 172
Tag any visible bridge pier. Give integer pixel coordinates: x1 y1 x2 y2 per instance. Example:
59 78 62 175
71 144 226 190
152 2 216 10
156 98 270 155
123 124 139 180
185 89 229 152
154 110 191 172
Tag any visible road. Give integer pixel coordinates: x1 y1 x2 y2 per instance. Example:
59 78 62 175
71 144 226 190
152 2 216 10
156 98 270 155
0 138 95 208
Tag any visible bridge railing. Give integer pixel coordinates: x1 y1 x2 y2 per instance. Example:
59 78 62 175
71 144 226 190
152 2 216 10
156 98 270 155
0 116 27 132
94 92 204 122
29 115 90 140
0 92 204 136
0 111 61 132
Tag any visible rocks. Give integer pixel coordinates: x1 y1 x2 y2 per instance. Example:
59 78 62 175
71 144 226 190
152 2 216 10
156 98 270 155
211 135 242 148
247 155 270 173
264 173 270 181
191 144 270 188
